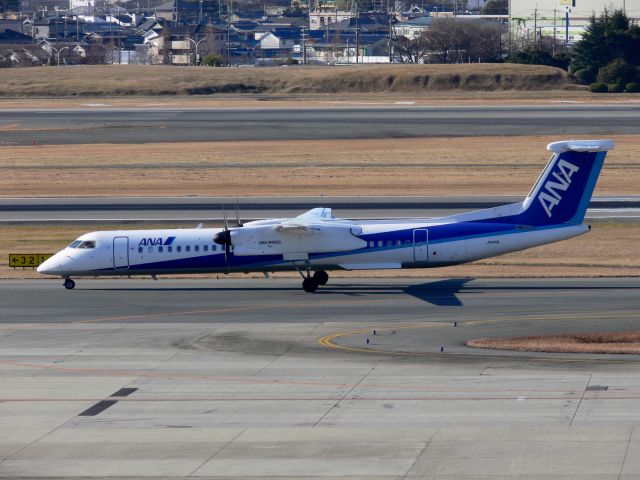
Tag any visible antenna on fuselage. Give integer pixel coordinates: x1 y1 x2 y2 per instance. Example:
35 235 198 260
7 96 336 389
234 199 243 227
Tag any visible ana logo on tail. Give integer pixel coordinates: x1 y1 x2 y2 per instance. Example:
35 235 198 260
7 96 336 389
537 159 580 217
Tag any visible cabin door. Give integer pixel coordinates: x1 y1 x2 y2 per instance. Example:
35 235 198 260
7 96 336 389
413 229 429 262
113 236 130 270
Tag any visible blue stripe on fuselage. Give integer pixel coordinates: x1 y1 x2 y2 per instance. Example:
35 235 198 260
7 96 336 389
97 221 554 273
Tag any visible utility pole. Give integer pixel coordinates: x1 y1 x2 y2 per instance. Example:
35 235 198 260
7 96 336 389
552 8 556 56
533 6 537 47
226 0 232 66
388 10 393 63
301 26 307 64
355 9 359 63
564 4 569 47
118 17 121 64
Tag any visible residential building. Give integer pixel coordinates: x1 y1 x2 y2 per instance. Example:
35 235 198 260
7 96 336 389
394 15 432 40
309 7 353 30
146 23 226 64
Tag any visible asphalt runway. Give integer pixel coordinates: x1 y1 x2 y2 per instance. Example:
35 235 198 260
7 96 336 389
2 278 639 335
2 195 640 222
2 104 640 145
2 277 640 478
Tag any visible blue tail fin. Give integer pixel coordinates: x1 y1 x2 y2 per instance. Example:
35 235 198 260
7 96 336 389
515 140 613 226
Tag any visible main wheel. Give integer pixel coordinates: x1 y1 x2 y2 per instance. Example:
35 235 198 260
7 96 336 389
313 270 329 285
63 279 75 290
302 277 319 293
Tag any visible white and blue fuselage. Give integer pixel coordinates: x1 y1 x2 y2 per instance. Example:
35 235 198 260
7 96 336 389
38 140 613 292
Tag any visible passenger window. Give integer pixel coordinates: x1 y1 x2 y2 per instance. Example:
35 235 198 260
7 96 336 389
203 245 208 252
387 240 392 247
158 246 163 253
213 245 217 251
168 246 173 253
396 240 401 246
378 241 383 247
369 241 374 248
195 245 199 252
138 246 143 253
148 246 153 253
186 246 190 252
177 246 182 252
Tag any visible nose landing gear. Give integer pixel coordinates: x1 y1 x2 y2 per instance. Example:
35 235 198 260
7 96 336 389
63 278 75 290
299 270 329 293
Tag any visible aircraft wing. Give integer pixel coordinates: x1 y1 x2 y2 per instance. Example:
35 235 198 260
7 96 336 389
270 208 334 234
292 207 333 222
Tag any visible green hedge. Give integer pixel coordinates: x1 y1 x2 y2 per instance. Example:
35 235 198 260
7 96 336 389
626 82 640 92
589 82 608 93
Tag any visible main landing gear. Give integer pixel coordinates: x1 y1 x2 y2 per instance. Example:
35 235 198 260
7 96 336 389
300 270 329 293
63 278 75 290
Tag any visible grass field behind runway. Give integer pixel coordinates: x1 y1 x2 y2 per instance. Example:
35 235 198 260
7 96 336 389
1 135 639 197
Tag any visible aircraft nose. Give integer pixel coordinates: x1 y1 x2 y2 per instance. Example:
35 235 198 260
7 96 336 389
37 254 65 274
37 257 56 274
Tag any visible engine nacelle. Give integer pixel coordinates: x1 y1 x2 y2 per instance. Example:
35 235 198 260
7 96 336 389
231 224 366 256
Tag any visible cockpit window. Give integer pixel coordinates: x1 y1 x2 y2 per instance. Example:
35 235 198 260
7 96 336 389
68 240 82 248
78 240 96 249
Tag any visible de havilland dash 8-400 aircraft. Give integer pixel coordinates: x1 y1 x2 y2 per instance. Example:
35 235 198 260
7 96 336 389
38 139 613 292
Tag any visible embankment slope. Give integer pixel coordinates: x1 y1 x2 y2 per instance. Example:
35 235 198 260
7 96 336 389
0 63 574 97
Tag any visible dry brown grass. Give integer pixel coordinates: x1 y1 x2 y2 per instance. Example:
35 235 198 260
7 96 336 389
1 135 638 197
468 331 640 354
4 221 639 279
0 64 574 97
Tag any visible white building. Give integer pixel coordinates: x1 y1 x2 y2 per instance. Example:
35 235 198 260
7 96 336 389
309 9 353 30
510 0 640 44
69 0 94 10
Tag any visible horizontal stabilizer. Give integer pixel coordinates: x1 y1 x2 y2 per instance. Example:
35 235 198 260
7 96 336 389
547 139 615 154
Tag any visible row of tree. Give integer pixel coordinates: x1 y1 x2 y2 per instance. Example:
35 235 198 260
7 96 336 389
396 8 640 94
396 18 503 64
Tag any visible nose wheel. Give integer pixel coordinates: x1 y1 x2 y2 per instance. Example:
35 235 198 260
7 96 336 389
63 278 75 290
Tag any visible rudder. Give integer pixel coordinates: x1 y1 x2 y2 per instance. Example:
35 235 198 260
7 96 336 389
515 140 613 226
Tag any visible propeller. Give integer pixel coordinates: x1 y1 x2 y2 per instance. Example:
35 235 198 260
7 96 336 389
213 202 244 271
213 205 232 268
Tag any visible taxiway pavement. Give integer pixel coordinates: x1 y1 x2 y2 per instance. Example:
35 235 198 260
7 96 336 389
2 278 640 478
2 104 640 145
2 195 639 223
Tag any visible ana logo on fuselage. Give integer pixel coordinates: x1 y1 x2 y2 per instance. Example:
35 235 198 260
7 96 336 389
139 236 176 246
537 159 580 217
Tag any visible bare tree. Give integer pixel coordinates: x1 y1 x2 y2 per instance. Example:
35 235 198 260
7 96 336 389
423 17 503 63
161 27 172 64
423 17 458 63
84 42 106 64
396 34 429 63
